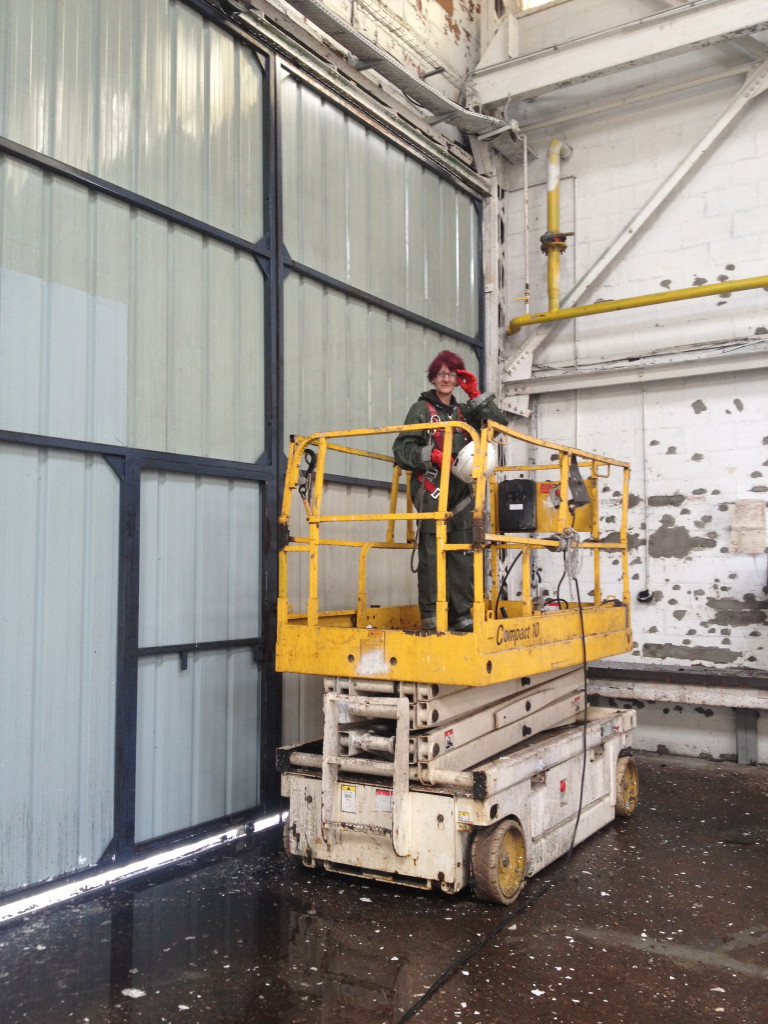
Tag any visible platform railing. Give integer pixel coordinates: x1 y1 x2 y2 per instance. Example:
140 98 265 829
278 422 630 636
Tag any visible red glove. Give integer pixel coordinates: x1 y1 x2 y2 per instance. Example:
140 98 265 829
430 447 444 468
456 369 480 400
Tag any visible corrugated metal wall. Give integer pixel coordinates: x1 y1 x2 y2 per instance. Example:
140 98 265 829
279 73 482 741
282 275 479 474
281 76 478 336
0 445 119 892
0 2 266 461
0 0 484 895
280 71 480 474
136 471 262 841
0 0 270 895
0 168 265 460
1 0 263 236
136 648 261 842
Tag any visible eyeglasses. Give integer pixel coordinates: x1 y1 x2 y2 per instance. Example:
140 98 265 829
434 371 458 380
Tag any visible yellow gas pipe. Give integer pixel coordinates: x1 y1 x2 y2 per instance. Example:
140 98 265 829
512 138 767 334
506 276 768 334
542 140 573 312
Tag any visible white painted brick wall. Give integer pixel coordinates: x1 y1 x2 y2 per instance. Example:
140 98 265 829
506 78 768 369
271 1 767 738
606 702 767 765
535 374 767 673
505 48 767 682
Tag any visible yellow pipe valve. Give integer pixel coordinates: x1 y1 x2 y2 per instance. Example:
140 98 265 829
540 230 572 255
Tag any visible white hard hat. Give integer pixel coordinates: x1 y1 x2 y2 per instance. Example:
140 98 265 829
451 441 499 483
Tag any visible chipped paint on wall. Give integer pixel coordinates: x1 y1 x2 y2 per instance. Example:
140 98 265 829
642 643 741 665
276 0 485 101
648 518 717 559
647 494 685 507
703 594 768 628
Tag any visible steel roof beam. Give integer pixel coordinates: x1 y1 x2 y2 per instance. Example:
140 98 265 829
505 344 768 396
473 0 768 106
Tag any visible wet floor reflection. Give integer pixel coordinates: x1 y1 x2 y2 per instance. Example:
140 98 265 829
0 833 475 1024
1 754 766 1024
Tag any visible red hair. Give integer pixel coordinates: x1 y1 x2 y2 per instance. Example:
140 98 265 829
427 349 465 381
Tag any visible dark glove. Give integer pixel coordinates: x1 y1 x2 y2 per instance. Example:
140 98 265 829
456 369 480 400
430 447 444 468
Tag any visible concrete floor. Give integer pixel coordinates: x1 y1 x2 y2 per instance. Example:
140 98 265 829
0 752 766 1024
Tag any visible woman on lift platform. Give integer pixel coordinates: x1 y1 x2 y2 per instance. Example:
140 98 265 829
392 350 507 633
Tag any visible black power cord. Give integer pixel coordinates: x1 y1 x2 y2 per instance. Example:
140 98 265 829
394 872 554 1024
395 551 591 1024
568 573 590 872
493 549 522 619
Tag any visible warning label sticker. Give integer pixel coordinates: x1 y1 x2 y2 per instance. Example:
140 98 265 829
374 788 393 813
341 784 356 813
445 728 454 751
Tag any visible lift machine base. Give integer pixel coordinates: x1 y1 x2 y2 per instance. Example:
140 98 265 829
280 702 637 904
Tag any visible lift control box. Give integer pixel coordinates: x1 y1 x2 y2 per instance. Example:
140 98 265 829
497 477 596 533
498 478 537 532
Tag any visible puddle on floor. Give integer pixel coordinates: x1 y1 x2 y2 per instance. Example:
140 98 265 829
0 754 765 1024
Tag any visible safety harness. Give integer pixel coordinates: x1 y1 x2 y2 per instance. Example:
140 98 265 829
416 399 466 500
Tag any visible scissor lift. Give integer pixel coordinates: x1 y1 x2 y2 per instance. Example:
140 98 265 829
277 421 638 903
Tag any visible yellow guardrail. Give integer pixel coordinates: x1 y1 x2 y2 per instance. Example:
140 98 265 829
277 422 631 685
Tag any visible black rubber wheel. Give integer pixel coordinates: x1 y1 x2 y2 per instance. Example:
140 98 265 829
472 817 527 905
